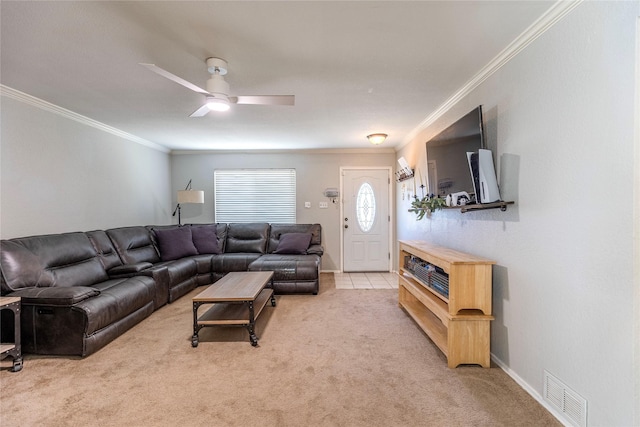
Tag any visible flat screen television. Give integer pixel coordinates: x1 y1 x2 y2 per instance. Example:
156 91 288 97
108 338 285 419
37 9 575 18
425 106 485 199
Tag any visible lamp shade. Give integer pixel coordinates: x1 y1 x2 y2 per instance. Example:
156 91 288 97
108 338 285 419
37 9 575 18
177 190 204 204
367 133 388 145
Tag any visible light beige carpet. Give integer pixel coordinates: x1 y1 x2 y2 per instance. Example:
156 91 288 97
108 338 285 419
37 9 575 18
0 273 559 427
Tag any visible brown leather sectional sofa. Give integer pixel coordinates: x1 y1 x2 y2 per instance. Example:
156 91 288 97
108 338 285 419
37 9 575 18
0 223 322 357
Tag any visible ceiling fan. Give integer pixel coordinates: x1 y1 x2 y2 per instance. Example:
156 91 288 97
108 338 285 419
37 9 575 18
140 57 295 117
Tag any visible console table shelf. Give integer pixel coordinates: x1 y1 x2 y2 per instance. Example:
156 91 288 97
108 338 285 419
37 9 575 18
398 240 495 368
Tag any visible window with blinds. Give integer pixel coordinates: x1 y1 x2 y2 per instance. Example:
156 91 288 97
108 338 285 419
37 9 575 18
214 169 296 223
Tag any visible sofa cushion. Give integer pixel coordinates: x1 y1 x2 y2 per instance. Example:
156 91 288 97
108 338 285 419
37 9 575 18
1 233 109 293
106 227 160 265
211 253 262 275
86 230 123 270
154 227 198 261
274 233 312 254
225 223 270 253
79 277 156 334
190 225 221 254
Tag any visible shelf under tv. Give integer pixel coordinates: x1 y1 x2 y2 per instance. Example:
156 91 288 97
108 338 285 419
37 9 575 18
445 200 514 213
398 240 495 368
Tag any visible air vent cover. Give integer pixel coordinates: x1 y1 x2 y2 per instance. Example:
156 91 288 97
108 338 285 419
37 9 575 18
543 370 587 427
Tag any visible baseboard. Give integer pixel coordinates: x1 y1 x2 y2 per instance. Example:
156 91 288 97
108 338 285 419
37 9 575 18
490 354 571 427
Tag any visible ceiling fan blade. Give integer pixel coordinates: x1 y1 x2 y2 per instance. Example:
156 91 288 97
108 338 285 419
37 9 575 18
140 63 209 95
189 104 210 117
230 95 295 106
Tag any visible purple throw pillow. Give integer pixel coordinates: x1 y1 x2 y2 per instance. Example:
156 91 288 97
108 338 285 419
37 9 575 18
274 233 312 255
190 225 221 254
155 227 198 261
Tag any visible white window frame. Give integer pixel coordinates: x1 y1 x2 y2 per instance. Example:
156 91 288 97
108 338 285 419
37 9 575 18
214 169 296 223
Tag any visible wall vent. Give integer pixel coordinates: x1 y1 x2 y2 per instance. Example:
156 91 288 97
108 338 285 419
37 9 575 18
543 370 587 427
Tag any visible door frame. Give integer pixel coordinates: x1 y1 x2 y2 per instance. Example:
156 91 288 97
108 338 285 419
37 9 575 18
339 166 393 273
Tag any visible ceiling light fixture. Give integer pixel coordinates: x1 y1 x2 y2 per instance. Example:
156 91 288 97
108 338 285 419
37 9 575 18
367 133 388 145
206 96 230 112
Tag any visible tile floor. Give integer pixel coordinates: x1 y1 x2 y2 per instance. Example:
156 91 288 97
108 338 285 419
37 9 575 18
333 272 399 289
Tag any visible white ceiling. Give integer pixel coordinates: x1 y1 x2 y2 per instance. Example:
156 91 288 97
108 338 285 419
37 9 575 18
1 1 555 152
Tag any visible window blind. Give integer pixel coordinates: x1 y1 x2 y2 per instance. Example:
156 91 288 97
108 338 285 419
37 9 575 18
214 169 296 223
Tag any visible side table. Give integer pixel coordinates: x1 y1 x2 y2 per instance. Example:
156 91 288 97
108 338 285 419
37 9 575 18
0 297 23 372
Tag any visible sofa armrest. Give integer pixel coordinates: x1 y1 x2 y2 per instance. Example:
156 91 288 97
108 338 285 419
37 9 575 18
306 244 324 256
138 265 170 308
8 286 100 306
108 262 154 276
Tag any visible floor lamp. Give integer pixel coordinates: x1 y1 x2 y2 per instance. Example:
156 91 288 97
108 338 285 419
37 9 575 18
172 179 204 225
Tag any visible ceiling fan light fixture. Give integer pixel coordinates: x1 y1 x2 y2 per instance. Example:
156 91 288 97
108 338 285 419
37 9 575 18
367 133 388 145
206 57 228 76
206 96 230 112
141 57 295 117
206 74 230 95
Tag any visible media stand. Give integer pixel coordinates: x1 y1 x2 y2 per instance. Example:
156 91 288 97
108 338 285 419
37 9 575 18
398 240 494 368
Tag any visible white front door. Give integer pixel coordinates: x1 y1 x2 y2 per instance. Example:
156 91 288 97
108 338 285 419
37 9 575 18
342 168 391 272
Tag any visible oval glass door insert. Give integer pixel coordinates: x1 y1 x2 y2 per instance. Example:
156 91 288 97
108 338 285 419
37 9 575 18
356 182 376 232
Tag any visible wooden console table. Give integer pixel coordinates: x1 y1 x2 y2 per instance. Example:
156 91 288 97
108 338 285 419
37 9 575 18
398 240 494 368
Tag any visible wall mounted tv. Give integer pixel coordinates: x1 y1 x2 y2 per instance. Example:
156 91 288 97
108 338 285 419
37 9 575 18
425 106 485 199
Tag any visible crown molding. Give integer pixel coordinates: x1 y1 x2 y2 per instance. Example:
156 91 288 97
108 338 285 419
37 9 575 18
400 0 584 149
1 85 170 153
170 147 397 155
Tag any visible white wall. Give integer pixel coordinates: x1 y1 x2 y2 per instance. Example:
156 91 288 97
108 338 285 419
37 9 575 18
0 96 172 238
171 150 396 271
0 90 395 273
396 2 639 425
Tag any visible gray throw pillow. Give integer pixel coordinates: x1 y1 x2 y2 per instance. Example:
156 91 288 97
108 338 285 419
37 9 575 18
155 227 198 261
274 233 312 254
190 225 221 254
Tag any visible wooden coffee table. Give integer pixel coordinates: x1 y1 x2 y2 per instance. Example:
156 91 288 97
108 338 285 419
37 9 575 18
191 271 275 347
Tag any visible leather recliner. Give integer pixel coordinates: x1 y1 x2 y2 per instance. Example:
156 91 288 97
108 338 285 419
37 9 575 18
0 232 157 356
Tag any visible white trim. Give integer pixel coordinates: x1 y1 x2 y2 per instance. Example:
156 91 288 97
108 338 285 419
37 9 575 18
339 166 393 273
400 0 584 149
171 148 396 155
633 14 640 427
0 85 170 153
491 354 572 427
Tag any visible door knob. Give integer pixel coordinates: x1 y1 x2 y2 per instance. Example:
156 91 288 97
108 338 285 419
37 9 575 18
344 224 349 229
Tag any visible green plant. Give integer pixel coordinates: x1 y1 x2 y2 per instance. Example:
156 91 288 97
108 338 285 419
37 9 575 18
408 195 447 220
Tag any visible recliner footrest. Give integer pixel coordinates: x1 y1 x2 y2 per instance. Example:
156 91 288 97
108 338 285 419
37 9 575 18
248 255 319 281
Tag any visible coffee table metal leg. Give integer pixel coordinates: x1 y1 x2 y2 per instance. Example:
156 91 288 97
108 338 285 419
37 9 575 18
247 301 258 346
192 301 202 347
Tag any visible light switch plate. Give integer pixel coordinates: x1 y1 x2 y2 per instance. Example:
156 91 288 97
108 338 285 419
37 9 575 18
304 202 311 208
319 202 328 209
